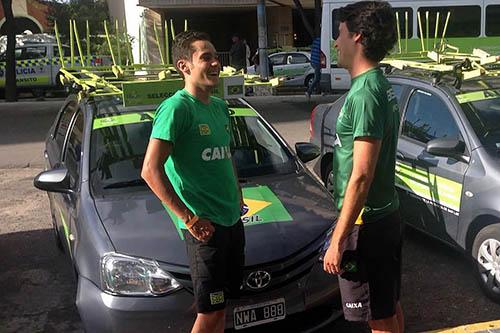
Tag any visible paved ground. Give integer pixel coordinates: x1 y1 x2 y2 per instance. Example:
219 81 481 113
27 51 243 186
1 95 500 333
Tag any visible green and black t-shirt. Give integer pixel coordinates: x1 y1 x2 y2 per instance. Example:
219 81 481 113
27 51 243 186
332 67 400 223
151 89 240 229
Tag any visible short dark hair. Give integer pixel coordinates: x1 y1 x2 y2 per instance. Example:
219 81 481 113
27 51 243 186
172 30 211 76
338 1 397 62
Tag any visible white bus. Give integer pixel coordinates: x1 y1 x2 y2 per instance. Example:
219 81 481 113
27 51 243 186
321 0 500 90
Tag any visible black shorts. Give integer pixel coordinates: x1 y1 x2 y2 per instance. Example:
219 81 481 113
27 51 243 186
338 210 403 322
183 220 245 313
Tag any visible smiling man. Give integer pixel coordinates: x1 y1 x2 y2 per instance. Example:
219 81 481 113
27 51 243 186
141 31 245 333
321 2 403 333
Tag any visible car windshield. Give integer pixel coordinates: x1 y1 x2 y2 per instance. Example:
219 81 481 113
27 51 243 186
461 96 500 147
89 106 296 194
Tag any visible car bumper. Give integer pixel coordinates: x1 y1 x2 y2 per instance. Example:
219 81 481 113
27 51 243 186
76 262 339 333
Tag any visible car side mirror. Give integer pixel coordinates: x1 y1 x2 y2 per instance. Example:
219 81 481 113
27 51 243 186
295 142 320 163
34 167 72 194
426 138 467 162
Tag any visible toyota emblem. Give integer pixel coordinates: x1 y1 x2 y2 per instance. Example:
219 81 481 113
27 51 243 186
245 270 271 289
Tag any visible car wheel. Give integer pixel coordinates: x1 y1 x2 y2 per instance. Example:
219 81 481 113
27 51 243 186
305 74 314 88
472 224 500 302
323 161 334 194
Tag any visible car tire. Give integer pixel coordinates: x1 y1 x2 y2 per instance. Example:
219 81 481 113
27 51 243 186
323 161 334 194
305 74 314 89
472 224 500 303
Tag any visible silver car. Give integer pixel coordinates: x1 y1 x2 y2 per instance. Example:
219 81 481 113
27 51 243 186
34 93 341 332
248 51 315 87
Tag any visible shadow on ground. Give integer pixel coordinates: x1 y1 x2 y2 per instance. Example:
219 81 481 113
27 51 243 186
0 229 83 333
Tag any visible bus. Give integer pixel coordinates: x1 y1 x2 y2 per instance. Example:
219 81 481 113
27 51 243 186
321 0 500 90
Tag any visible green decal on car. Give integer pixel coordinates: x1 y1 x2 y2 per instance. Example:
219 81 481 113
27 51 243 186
395 162 462 215
163 185 293 240
456 89 500 104
228 108 257 117
93 112 155 129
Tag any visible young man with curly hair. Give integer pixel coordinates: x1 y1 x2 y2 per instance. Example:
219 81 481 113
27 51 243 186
141 31 245 333
322 2 404 332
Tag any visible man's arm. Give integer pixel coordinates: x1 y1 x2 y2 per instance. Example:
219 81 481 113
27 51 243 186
231 159 244 208
323 137 381 274
141 138 214 241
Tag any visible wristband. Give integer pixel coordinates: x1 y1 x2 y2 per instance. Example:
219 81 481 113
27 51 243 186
184 215 199 229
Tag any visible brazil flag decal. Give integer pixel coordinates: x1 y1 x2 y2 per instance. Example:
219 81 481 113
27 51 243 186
164 186 293 240
241 186 293 226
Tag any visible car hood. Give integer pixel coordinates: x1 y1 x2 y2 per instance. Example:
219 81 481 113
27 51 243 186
94 172 336 267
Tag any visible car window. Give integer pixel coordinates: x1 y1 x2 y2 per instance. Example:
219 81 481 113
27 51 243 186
52 46 71 57
269 54 285 66
461 97 500 147
64 111 84 189
54 102 78 151
90 110 296 193
18 46 47 60
402 89 461 144
288 54 308 64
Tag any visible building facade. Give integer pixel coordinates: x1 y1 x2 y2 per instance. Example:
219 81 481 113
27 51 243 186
0 0 50 35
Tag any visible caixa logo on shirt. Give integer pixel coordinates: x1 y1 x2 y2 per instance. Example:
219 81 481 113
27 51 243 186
201 146 231 161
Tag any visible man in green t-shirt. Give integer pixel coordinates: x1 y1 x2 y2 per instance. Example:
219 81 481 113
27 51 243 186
321 2 404 332
141 31 244 333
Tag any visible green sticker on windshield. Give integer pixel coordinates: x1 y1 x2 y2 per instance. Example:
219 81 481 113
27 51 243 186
93 112 154 130
456 89 500 104
229 108 257 117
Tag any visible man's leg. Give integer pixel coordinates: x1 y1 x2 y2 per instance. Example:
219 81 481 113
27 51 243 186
368 314 400 333
192 310 225 333
396 302 404 333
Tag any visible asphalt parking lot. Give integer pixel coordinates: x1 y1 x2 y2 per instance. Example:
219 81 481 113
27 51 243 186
1 96 500 333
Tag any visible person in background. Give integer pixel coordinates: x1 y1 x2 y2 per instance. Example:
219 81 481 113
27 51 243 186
229 34 246 71
306 36 321 101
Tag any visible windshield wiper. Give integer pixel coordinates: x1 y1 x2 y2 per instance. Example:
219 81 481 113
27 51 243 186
103 179 146 189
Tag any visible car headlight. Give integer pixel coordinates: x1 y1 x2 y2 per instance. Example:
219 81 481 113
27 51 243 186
101 252 182 296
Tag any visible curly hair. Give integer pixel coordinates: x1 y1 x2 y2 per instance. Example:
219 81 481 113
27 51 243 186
338 1 397 62
172 30 212 77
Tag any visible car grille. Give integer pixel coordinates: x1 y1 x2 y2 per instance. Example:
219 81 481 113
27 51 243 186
165 234 325 296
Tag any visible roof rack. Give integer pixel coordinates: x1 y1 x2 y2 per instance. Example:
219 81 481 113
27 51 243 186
53 19 283 106
382 46 500 89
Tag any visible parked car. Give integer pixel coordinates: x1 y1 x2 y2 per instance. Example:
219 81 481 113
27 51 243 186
248 51 315 87
310 69 500 303
34 92 340 332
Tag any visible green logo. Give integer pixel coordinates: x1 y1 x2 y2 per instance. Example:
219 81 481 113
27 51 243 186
199 124 211 136
210 291 225 305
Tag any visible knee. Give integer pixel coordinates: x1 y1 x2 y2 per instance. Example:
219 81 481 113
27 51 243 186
198 309 225 324
368 315 398 333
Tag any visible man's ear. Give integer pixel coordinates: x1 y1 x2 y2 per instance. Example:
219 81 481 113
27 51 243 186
177 59 191 76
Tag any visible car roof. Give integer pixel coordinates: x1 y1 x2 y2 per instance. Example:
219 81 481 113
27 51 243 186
90 95 251 117
271 51 310 57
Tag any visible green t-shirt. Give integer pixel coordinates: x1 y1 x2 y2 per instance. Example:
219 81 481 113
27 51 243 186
150 89 240 228
332 67 400 223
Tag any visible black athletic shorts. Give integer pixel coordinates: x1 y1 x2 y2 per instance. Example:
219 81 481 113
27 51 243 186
338 210 403 322
183 220 245 313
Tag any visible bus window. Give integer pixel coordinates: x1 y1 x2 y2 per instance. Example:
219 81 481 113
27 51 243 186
418 6 481 38
333 7 413 40
486 5 500 36
393 7 413 39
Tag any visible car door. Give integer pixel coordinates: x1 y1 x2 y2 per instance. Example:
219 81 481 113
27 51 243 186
397 88 469 243
16 45 49 88
283 53 311 79
269 54 286 77
50 105 83 257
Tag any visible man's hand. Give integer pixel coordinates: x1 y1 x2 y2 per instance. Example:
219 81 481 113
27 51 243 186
323 238 345 275
188 218 215 242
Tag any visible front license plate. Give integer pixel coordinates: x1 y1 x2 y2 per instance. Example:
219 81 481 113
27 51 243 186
233 298 286 330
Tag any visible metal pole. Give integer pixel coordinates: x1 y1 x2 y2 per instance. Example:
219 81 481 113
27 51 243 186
396 12 401 54
70 20 74 67
165 20 170 64
138 24 142 64
54 21 65 68
86 20 91 65
104 21 116 65
257 0 269 80
115 19 122 66
73 19 85 66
